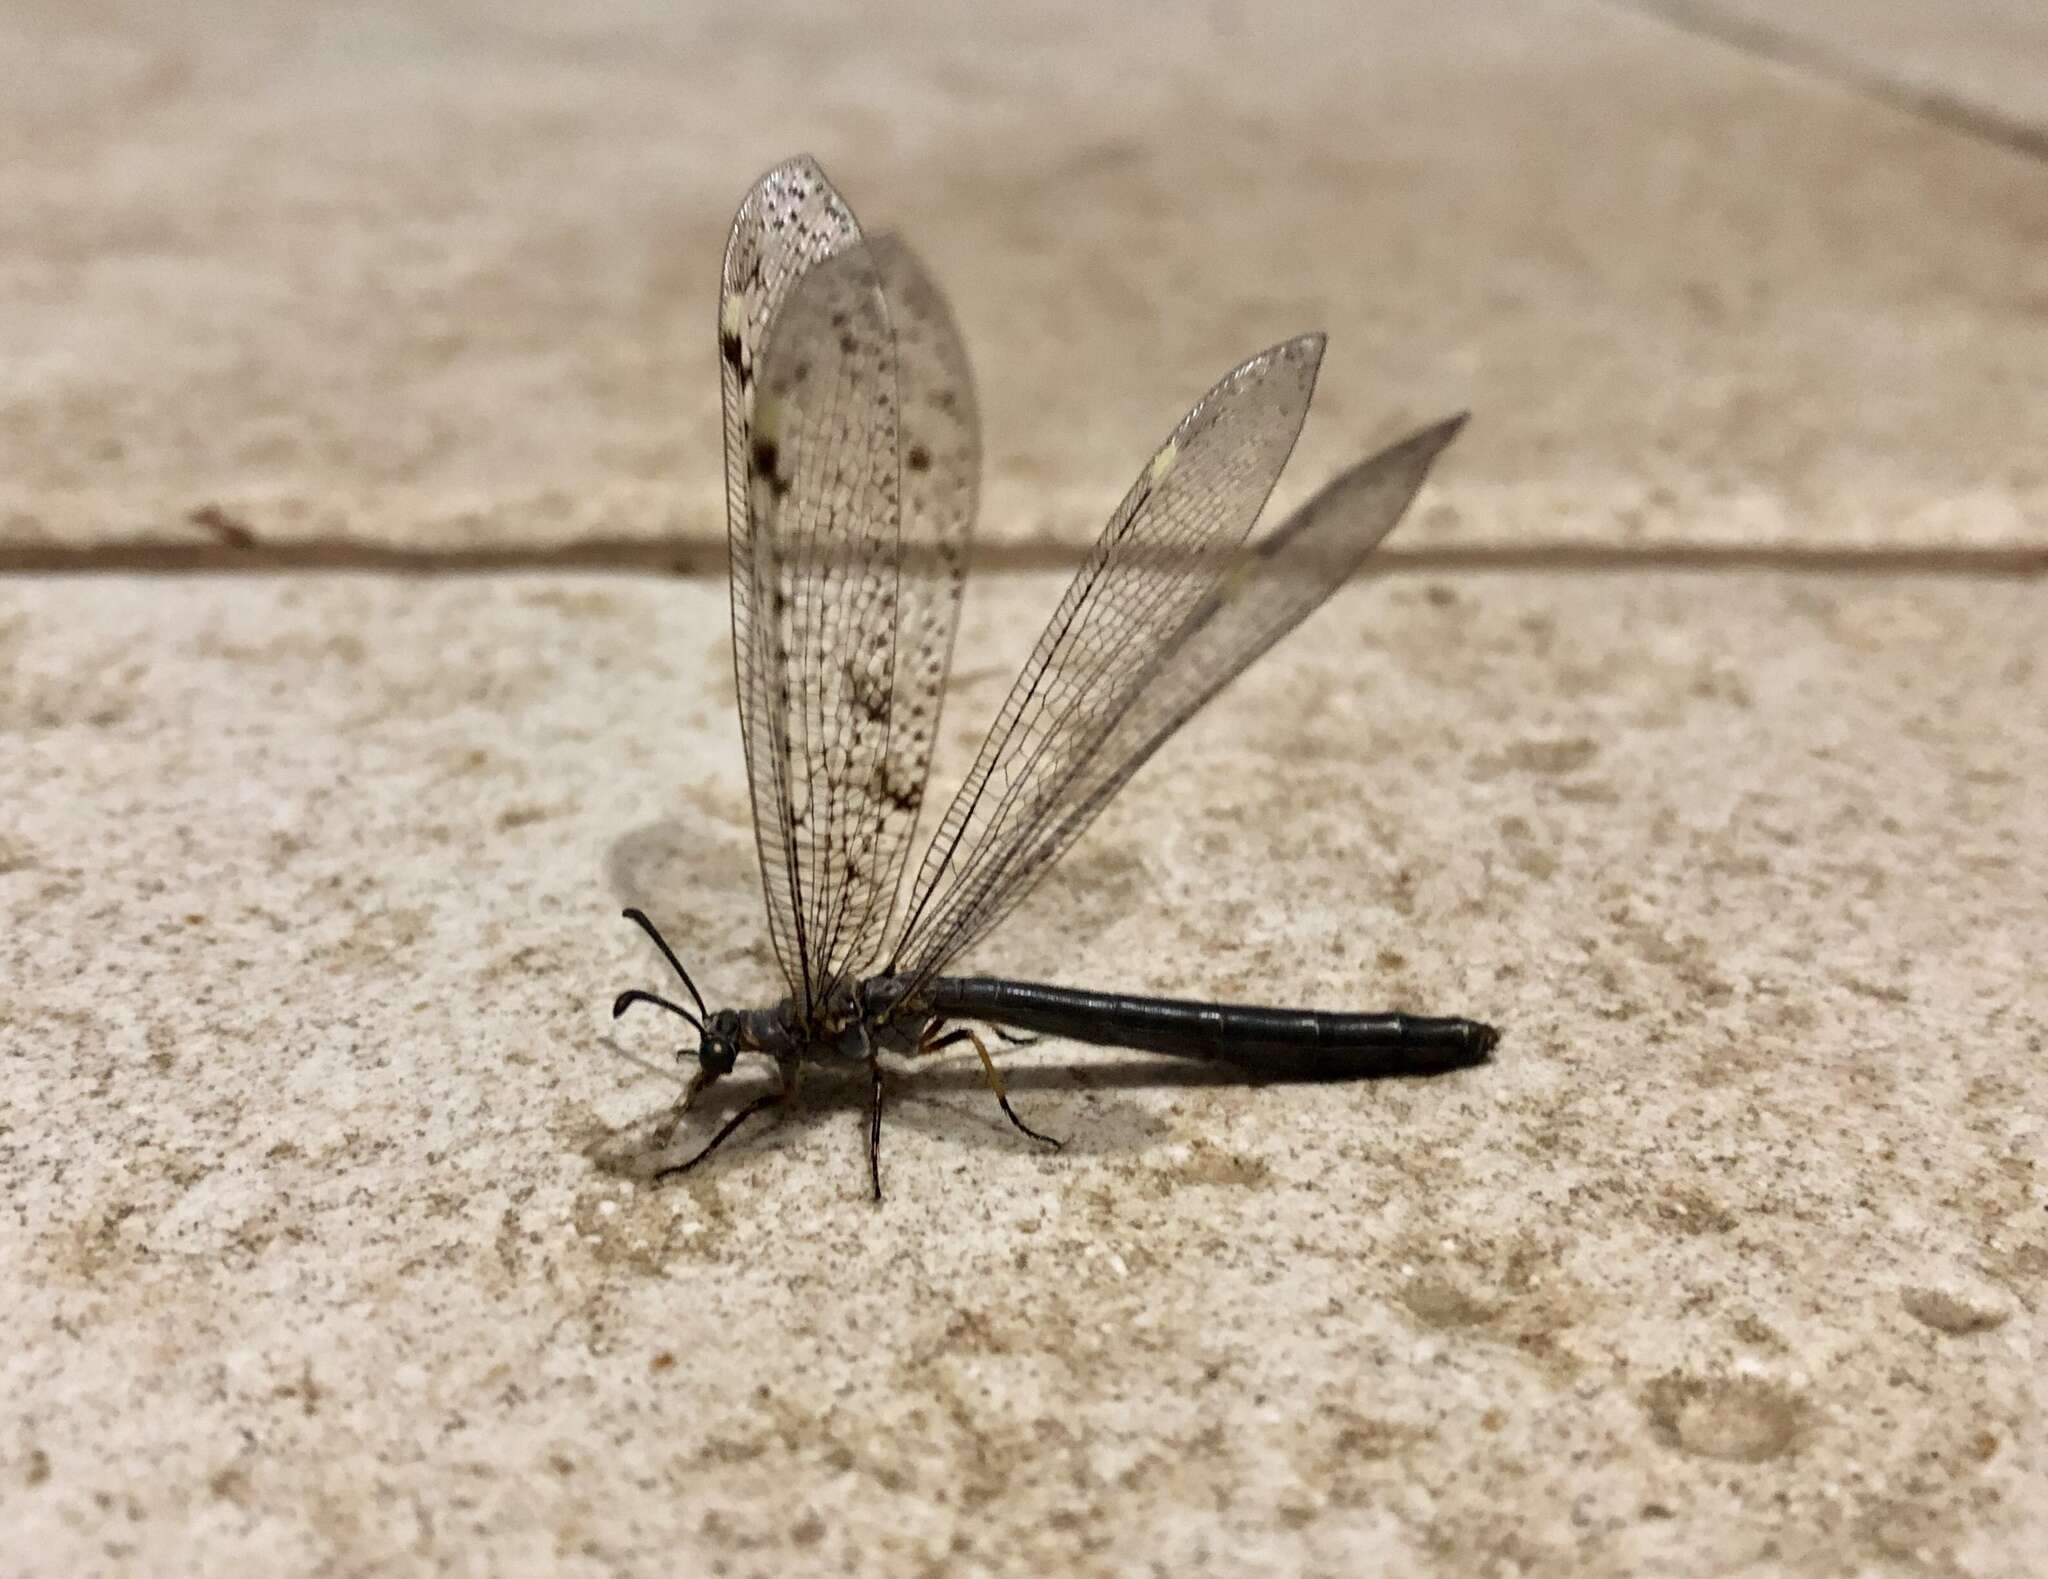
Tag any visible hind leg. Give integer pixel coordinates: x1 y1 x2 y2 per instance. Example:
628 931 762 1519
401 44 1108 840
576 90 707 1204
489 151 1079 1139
919 1023 1063 1151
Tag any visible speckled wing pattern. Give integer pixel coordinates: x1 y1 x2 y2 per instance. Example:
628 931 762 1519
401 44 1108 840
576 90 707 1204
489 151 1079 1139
720 158 977 1018
887 335 1337 987
853 234 979 988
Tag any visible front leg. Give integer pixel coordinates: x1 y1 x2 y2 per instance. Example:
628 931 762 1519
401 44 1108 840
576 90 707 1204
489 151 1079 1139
650 1057 798 1184
650 1064 711 1153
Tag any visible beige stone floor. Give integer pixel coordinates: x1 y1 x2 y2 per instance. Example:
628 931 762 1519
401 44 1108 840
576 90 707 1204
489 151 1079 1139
3 2 2043 1576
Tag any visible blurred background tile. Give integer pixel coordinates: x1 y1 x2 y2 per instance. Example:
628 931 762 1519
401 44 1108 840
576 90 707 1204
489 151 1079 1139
3 0 2043 559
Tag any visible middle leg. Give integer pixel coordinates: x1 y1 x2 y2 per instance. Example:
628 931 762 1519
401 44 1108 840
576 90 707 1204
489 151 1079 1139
856 994 886 1204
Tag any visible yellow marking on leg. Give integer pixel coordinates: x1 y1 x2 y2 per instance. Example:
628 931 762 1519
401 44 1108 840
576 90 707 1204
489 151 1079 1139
912 1021 1008 1098
917 1021 1062 1150
962 1027 1009 1102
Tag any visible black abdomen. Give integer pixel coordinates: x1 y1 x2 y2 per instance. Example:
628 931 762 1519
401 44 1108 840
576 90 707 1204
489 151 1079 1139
925 976 1496 1077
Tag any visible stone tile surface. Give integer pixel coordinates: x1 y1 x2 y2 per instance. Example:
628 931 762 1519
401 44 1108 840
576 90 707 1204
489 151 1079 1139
4 0 2045 559
8 1 2045 1573
1642 0 2048 144
3 571 2041 1576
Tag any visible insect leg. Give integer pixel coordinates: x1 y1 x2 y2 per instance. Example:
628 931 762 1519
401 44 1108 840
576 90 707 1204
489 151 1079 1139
848 984 890 1203
650 1085 781 1182
650 1063 712 1152
915 1021 1036 1054
867 1057 885 1203
930 1022 1063 1152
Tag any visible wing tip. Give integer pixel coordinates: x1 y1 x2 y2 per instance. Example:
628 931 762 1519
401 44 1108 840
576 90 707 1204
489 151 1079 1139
1398 410 1471 470
1428 409 1471 444
1277 330 1329 379
761 150 829 183
729 153 853 238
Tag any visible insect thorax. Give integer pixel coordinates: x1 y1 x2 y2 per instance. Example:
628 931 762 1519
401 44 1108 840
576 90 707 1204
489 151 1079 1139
737 977 930 1063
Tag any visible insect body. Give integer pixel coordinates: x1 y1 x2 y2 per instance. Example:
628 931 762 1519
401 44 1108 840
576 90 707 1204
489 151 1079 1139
613 155 1497 1199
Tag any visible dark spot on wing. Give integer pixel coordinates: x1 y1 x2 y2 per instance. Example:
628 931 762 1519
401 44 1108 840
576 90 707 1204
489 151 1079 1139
751 438 790 497
906 444 931 473
720 330 744 368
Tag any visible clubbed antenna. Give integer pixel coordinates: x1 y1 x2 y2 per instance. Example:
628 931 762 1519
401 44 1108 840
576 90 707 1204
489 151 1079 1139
621 908 711 1021
612 989 702 1032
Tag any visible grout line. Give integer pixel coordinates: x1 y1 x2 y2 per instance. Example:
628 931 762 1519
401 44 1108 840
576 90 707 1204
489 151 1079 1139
1 540 2041 579
1607 0 2048 164
0 538 724 577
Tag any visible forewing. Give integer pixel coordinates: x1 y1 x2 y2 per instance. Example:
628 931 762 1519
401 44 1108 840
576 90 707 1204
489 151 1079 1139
906 414 1469 980
859 234 979 964
889 335 1330 984
730 230 978 1015
722 156 865 1003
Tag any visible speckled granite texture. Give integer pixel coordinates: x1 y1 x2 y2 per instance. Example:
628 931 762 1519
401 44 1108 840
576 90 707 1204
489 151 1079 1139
2 1 2043 1576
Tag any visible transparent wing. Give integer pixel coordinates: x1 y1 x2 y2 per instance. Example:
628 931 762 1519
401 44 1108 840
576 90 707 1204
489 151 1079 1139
722 156 865 1004
896 413 1466 985
722 164 978 1014
858 234 979 975
889 334 1342 984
